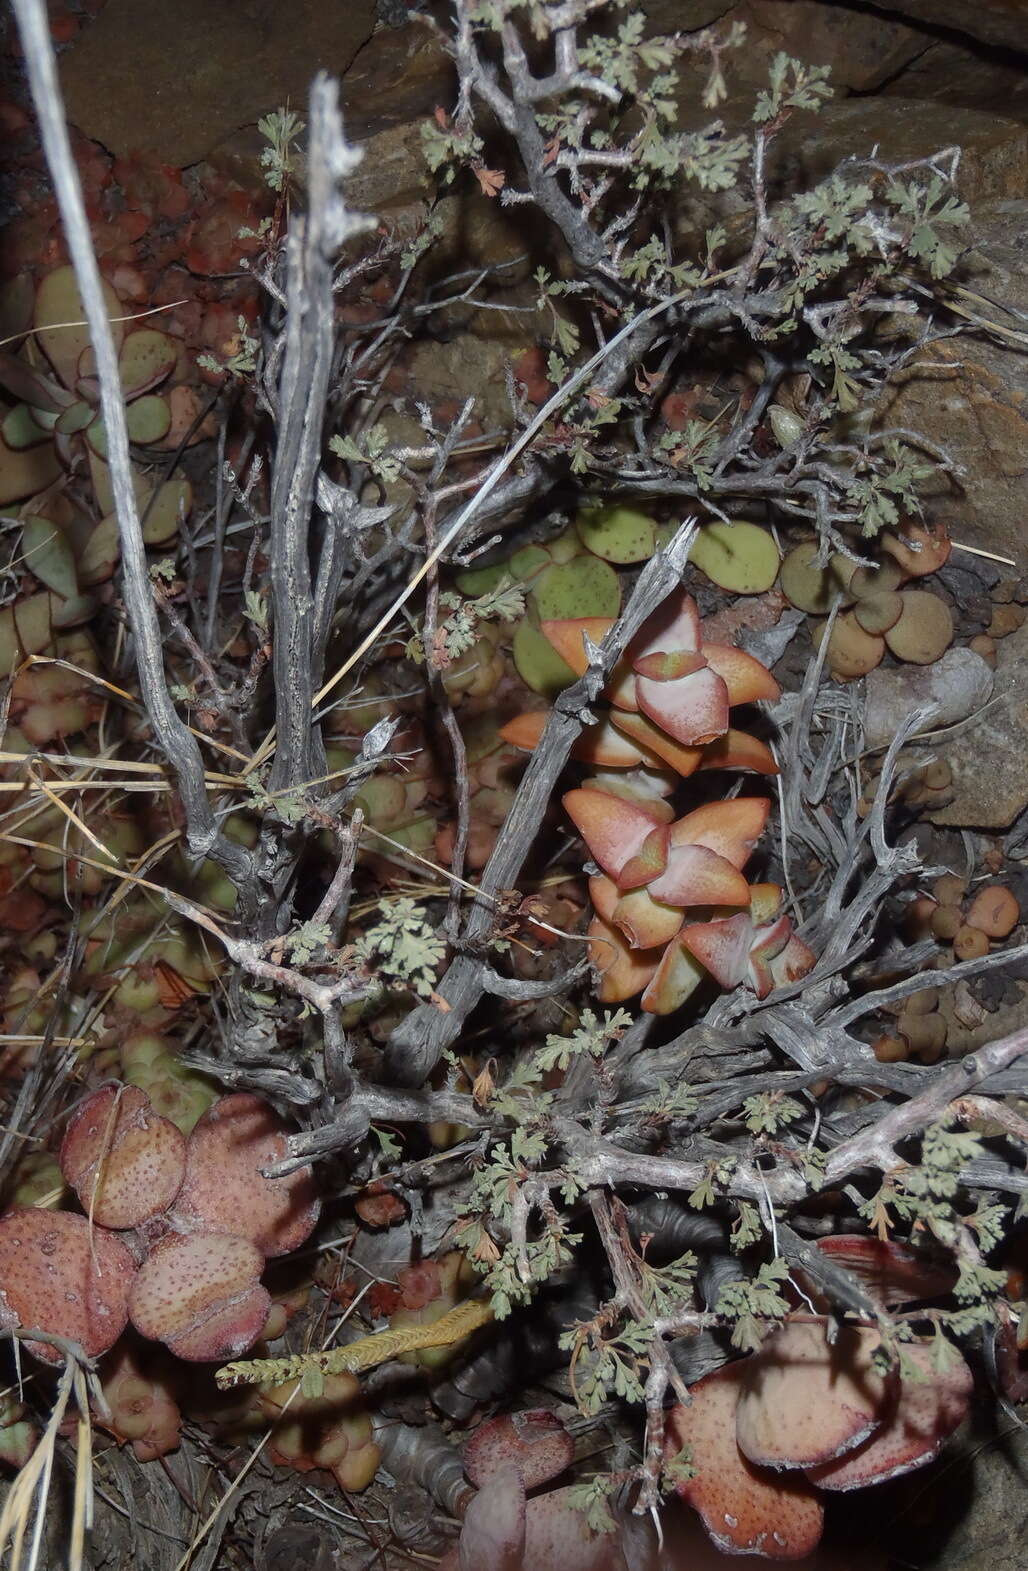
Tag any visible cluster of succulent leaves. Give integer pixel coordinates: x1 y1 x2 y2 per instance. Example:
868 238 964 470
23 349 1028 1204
0 266 191 676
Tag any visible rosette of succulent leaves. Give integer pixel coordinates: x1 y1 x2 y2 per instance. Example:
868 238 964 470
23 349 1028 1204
6 0 1028 1565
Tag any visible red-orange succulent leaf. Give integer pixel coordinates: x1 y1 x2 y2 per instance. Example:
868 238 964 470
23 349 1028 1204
129 1231 271 1362
539 616 615 678
769 933 817 989
616 822 671 890
665 1363 824 1560
646 844 750 908
635 666 730 746
679 912 752 989
0 1207 137 1365
736 1317 895 1471
610 887 685 949
174 1093 320 1258
631 648 707 682
640 933 707 1014
806 1341 972 1491
609 710 705 775
563 787 665 883
628 587 702 663
465 1409 574 1491
746 913 795 998
702 642 782 705
588 915 662 1003
813 1236 957 1307
696 728 779 776
670 797 771 867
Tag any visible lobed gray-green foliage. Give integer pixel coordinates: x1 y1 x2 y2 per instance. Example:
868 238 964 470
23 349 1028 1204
140 0 1016 1524
387 0 1010 1500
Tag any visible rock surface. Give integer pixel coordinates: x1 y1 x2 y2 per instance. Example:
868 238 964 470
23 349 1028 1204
898 1402 1028 1571
715 1 928 93
875 0 1028 53
927 616 1028 829
59 0 377 167
863 648 995 752
877 200 1028 567
769 100 1028 207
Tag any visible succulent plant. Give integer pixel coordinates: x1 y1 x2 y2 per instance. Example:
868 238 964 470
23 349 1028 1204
966 883 1020 939
464 1410 574 1490
666 1357 825 1559
59 1083 187 1230
873 987 948 1065
445 1407 619 1571
172 1093 320 1258
496 588 810 1015
502 587 780 774
678 883 816 1002
8 1150 66 1209
690 520 781 595
802 1234 956 1309
780 529 954 680
0 1206 138 1364
128 1231 272 1362
899 876 1020 984
259 1371 381 1491
565 769 812 1012
667 1301 973 1559
98 1342 182 1462
458 527 623 697
389 1251 476 1370
9 656 104 745
435 718 523 870
574 501 661 564
0 1393 39 1471
324 743 438 866
80 910 221 1023
0 264 193 596
120 1030 218 1133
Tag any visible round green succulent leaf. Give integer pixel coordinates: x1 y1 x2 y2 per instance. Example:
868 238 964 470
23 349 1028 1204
0 592 56 671
779 541 857 614
691 520 781 595
532 554 621 622
126 394 172 445
455 560 509 597
55 400 94 437
0 432 62 506
21 515 79 600
508 543 552 582
1 403 52 451
85 416 107 458
513 618 577 697
575 503 657 564
116 329 178 398
34 265 124 391
79 516 121 586
142 478 192 545
51 590 98 629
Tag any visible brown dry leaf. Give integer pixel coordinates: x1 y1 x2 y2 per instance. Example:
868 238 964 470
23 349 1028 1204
474 166 506 198
702 590 788 644
472 1059 496 1107
952 980 987 1029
